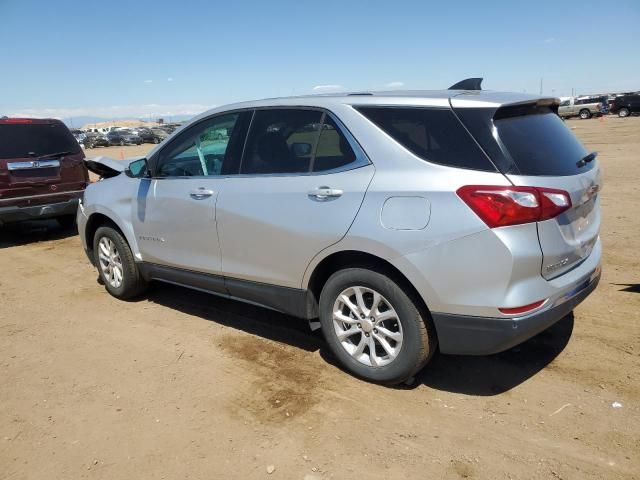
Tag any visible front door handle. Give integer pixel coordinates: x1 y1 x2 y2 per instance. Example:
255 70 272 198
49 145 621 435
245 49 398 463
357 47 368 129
189 188 215 199
308 186 343 201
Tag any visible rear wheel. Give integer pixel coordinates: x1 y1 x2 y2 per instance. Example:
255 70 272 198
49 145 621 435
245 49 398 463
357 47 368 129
93 226 147 299
579 109 591 119
319 268 436 384
56 215 76 229
618 107 630 118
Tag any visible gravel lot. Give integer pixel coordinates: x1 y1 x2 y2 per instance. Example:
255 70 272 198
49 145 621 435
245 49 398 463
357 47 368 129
1 117 638 479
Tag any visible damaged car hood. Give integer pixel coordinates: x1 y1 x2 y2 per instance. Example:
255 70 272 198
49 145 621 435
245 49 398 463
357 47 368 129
84 155 144 178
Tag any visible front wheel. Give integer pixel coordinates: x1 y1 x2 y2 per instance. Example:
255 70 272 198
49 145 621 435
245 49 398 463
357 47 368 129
579 109 591 119
619 107 630 118
319 268 436 384
119 139 125 146
93 226 147 299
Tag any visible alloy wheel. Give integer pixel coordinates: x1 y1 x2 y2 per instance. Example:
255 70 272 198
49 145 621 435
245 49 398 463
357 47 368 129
97 237 124 288
332 286 403 367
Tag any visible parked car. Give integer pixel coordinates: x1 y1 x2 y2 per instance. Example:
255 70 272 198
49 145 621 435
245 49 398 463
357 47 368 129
106 129 142 146
151 128 169 140
0 118 89 227
135 128 165 144
558 96 606 119
83 133 110 149
79 84 601 384
609 94 640 117
71 129 86 147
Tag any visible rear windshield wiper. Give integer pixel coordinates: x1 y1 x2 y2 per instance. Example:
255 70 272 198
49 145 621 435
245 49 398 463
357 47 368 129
576 151 597 168
29 150 73 159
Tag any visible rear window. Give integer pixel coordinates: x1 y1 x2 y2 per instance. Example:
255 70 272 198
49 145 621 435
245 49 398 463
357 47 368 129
0 122 81 159
456 104 593 176
356 107 496 172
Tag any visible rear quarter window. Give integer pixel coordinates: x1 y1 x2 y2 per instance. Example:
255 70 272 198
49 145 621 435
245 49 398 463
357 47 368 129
355 107 496 172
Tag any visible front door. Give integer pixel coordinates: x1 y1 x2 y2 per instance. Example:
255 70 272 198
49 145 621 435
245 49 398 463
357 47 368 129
133 112 251 276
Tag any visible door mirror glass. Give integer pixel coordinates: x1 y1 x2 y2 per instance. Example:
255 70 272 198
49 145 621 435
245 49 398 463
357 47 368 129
125 158 149 178
291 142 312 157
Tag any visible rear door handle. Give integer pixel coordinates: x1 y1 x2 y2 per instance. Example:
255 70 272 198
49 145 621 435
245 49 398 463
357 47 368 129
189 188 215 199
308 186 343 201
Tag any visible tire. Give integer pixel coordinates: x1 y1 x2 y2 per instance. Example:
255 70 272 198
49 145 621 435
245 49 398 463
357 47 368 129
319 268 436 384
579 109 591 119
619 107 630 118
93 226 147 300
56 215 76 229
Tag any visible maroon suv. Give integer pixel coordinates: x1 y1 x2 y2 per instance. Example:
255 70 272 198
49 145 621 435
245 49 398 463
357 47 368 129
0 118 89 228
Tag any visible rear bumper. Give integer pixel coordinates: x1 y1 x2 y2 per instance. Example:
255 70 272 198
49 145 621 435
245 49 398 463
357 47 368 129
432 268 600 355
0 198 80 224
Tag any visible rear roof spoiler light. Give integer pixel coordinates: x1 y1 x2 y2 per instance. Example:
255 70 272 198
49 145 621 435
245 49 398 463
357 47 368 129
0 118 34 123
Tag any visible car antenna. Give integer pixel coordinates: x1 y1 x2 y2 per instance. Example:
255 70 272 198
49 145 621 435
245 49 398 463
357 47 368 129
448 78 483 90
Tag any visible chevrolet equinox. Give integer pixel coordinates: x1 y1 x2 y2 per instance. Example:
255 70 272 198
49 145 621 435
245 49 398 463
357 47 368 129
79 80 601 384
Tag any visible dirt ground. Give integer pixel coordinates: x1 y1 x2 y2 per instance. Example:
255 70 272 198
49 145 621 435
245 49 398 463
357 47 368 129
1 117 638 480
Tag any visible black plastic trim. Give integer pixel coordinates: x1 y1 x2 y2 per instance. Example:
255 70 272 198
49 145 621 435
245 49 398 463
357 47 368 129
137 262 317 319
432 271 600 355
0 198 79 224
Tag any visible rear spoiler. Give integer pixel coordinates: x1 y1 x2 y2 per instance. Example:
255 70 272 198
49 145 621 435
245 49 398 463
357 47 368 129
84 156 137 178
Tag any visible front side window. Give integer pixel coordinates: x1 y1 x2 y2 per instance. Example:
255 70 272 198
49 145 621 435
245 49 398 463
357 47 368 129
155 113 248 177
241 109 323 174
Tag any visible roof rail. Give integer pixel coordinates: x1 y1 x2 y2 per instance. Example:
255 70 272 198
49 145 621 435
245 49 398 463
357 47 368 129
347 92 374 96
448 78 483 90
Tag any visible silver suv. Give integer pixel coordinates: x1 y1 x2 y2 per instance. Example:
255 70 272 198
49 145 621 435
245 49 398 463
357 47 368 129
79 83 601 384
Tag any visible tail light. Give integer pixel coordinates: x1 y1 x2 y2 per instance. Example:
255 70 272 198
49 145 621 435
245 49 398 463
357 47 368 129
457 185 572 228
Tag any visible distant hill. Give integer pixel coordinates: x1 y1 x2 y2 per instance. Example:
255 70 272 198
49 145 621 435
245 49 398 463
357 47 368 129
62 114 194 129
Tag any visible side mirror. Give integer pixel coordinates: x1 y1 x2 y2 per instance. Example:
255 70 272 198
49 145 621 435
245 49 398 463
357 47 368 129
291 142 312 157
125 158 151 178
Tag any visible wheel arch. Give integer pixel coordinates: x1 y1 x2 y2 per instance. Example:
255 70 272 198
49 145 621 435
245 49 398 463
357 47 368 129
84 212 135 265
306 250 434 325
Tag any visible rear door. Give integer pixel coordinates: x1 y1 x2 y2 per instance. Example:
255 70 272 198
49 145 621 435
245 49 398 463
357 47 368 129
0 119 87 205
460 104 601 279
216 108 374 289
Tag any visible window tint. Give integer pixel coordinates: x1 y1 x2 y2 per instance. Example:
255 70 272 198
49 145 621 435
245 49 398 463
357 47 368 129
155 113 248 177
0 123 81 159
358 107 495 171
241 109 323 174
312 116 356 172
356 107 496 171
494 110 591 176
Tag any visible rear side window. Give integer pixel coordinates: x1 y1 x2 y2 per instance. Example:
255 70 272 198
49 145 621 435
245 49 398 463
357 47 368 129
0 122 81 159
356 107 496 172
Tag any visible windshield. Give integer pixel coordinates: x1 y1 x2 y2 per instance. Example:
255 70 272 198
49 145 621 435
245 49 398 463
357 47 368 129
0 123 82 159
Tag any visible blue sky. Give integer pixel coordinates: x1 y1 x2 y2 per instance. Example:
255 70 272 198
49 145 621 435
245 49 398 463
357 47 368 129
1 0 638 120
